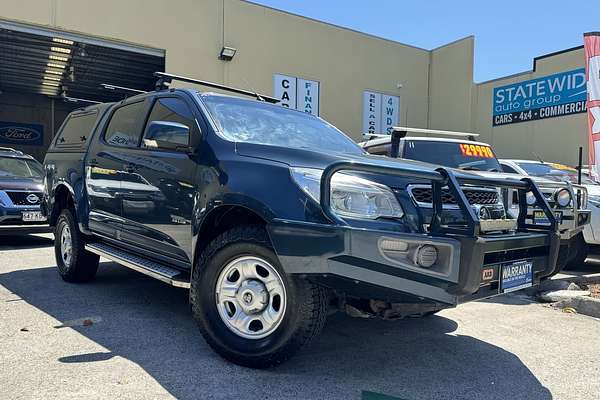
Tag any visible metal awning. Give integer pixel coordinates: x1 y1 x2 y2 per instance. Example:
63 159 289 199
0 20 165 103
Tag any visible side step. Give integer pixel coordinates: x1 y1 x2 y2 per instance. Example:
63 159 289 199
85 242 190 288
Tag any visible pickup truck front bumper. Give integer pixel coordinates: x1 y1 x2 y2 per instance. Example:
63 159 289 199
269 220 559 306
269 163 561 307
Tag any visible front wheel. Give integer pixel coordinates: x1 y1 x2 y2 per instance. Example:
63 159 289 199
566 233 588 270
190 225 327 368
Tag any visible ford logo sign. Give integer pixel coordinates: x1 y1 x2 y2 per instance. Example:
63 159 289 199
26 194 40 204
0 124 43 146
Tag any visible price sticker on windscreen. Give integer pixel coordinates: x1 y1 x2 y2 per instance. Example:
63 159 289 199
459 143 494 159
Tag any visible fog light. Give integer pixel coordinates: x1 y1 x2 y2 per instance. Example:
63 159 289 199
414 244 438 268
526 192 536 206
379 239 409 252
554 188 571 208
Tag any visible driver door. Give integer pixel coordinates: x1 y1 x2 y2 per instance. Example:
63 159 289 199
118 95 201 264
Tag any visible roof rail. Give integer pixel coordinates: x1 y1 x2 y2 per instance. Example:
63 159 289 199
0 147 23 155
100 83 147 96
154 72 280 104
60 95 102 104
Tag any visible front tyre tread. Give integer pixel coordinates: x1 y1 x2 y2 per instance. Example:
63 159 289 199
190 225 327 368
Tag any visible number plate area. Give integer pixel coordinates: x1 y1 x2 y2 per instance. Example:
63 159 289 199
532 210 563 225
500 260 533 293
22 211 47 222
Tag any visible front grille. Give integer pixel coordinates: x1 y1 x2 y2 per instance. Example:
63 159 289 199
410 187 499 206
6 191 42 205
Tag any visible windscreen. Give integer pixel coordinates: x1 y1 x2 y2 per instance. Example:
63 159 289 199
517 162 597 185
403 140 502 172
0 157 43 178
201 95 363 154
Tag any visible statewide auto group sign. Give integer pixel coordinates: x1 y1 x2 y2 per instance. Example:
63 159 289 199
492 68 587 126
0 121 43 145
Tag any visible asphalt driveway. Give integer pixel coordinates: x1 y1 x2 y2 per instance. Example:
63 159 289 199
1 234 599 400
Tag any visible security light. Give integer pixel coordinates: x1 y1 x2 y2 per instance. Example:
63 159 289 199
219 46 237 61
53 37 74 45
49 55 68 62
51 46 72 54
47 62 66 69
45 69 63 75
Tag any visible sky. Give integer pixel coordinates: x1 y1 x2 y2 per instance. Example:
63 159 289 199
249 0 599 82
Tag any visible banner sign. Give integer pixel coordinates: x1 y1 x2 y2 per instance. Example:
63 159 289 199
585 33 600 181
362 91 400 135
492 68 587 126
273 74 319 116
0 121 43 146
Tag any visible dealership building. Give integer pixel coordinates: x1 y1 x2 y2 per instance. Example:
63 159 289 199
0 0 589 165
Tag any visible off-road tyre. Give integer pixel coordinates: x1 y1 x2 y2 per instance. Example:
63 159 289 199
565 233 588 270
190 225 328 368
54 208 99 283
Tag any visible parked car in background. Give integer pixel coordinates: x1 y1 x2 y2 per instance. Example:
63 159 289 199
499 159 598 266
0 147 50 235
359 128 591 270
44 73 563 368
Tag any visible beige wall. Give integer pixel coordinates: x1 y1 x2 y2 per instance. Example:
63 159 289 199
472 48 586 166
0 0 476 142
428 37 475 132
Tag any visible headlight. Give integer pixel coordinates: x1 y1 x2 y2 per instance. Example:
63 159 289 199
290 167 404 220
554 188 572 208
525 191 536 206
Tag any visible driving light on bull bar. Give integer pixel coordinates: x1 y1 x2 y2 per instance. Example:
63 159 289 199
414 244 438 268
290 168 404 220
526 191 537 206
554 188 571 208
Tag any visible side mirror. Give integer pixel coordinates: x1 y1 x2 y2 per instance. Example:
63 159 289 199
143 121 194 153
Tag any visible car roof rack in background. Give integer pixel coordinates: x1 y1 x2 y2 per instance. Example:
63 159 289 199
100 83 148 97
362 127 480 142
154 72 280 104
361 127 480 158
60 95 102 104
0 147 24 155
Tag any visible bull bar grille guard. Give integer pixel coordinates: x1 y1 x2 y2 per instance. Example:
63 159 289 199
319 161 559 237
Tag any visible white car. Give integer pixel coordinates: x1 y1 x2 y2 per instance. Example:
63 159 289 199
499 159 597 265
359 127 591 271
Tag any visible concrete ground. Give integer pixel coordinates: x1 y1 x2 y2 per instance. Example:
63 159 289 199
1 234 600 400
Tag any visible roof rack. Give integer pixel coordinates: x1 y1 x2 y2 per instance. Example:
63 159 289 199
361 127 480 158
154 72 280 104
60 95 102 104
362 127 479 142
100 83 147 96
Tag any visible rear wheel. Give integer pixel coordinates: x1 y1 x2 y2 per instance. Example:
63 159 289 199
54 208 99 282
190 225 327 368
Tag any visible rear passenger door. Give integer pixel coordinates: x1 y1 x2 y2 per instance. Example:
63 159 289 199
118 94 200 264
85 99 149 238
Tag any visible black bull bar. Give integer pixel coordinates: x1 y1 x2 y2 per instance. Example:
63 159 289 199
319 162 561 287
